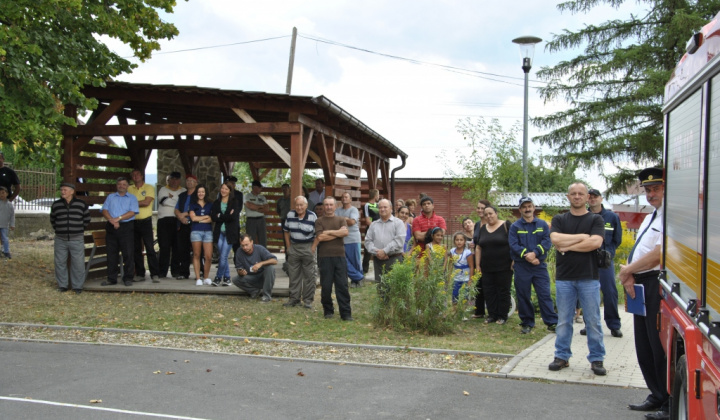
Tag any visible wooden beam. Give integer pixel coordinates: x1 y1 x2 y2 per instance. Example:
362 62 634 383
335 178 361 188
295 114 386 160
232 109 292 167
335 164 361 177
73 100 128 152
63 121 301 137
334 153 362 167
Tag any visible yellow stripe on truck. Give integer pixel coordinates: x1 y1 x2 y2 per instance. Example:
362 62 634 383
706 258 720 313
665 237 701 300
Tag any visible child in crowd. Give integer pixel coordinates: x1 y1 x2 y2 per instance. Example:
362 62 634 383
0 186 15 259
447 232 474 303
424 227 445 256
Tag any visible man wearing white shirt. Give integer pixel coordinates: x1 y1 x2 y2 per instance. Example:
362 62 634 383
157 171 186 279
308 178 325 206
619 168 668 420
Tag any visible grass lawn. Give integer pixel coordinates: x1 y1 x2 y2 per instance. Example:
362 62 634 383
0 240 547 355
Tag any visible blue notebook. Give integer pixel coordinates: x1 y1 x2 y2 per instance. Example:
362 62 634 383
625 284 646 316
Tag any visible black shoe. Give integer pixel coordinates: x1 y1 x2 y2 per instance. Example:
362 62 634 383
341 316 354 321
100 281 117 286
548 357 569 371
629 400 662 412
547 324 557 332
222 277 231 287
324 313 334 319
151 275 160 283
484 317 498 324
176 276 187 280
133 276 146 282
611 329 623 338
260 296 272 303
590 361 607 375
212 277 221 287
645 410 670 420
57 287 69 292
580 328 587 335
73 289 82 295
283 301 299 307
520 325 533 334
124 281 133 286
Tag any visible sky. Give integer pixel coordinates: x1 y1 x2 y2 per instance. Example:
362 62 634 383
109 0 651 189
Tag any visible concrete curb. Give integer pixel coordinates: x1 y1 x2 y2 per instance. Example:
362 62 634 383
499 333 555 374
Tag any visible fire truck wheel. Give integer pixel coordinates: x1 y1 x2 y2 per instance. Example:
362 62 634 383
671 355 688 420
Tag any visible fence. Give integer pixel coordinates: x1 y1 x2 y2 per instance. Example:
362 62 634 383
11 167 57 212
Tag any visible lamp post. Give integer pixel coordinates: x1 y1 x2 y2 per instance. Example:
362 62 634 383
512 36 542 197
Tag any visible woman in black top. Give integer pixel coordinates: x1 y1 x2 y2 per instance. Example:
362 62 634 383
476 206 513 324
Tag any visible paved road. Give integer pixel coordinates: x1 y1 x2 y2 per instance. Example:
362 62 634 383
1 340 646 420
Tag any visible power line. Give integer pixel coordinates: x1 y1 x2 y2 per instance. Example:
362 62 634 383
298 33 547 87
123 35 290 58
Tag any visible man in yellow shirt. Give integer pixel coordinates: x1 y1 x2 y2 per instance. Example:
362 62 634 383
128 169 160 282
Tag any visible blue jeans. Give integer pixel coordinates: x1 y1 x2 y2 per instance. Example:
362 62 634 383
0 227 8 254
216 232 232 278
345 243 364 282
555 280 605 363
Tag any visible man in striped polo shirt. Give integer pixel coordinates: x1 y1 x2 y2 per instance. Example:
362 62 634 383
50 182 90 294
283 196 317 309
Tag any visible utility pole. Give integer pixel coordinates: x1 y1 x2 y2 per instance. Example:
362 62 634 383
286 27 297 94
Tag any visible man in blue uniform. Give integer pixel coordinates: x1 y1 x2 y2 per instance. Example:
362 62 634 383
509 197 558 334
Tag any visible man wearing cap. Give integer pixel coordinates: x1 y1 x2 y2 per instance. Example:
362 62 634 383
101 177 139 287
620 168 668 420
0 151 20 202
174 175 198 280
411 196 447 251
244 180 269 247
50 182 90 293
128 169 160 283
509 196 558 334
157 172 186 279
581 188 623 338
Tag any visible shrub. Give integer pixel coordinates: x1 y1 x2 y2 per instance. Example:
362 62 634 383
371 246 476 335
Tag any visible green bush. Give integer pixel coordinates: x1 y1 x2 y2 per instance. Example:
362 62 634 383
371 246 476 335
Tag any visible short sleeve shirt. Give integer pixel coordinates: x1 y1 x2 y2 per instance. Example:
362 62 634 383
335 206 360 244
244 192 267 218
550 211 605 280
315 215 347 258
234 244 277 274
411 211 447 250
629 206 663 273
128 183 155 220
102 192 139 221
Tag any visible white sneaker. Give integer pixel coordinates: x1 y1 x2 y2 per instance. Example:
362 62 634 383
203 278 212 285
195 279 203 286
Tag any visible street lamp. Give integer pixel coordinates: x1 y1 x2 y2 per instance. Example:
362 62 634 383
512 35 542 197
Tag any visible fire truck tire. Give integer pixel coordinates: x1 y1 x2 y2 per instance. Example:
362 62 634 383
671 355 688 420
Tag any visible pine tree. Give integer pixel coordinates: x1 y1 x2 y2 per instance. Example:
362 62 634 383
534 0 720 192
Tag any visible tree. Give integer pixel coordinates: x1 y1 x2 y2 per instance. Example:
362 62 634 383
445 117 579 204
0 0 182 162
534 0 720 192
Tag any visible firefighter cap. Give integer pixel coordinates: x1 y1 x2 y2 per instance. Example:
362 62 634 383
638 167 664 187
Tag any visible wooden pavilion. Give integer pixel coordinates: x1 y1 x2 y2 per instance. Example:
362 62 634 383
61 82 407 280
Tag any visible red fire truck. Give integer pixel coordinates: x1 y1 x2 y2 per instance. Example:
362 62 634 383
660 11 720 420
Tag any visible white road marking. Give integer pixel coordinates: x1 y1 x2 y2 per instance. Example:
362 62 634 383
0 396 211 419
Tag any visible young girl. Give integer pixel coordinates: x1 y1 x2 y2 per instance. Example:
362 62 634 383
447 232 474 303
189 184 214 286
211 182 239 287
424 227 445 256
